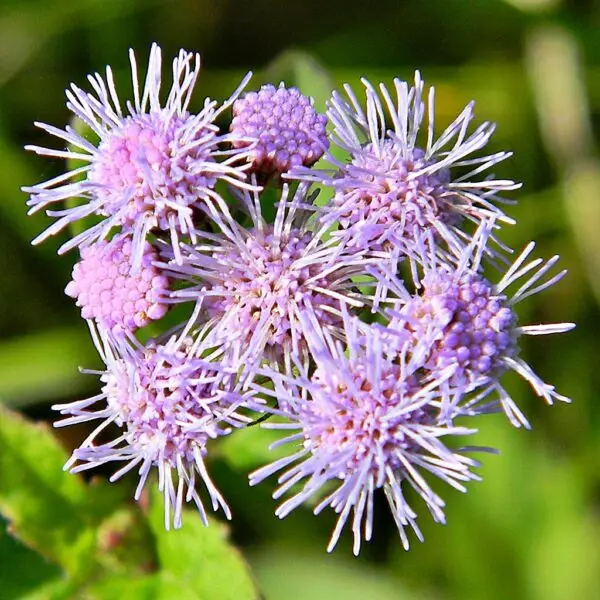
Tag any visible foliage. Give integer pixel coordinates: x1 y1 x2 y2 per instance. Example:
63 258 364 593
0 406 259 599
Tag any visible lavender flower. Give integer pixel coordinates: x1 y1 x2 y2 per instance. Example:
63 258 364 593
163 182 375 375
250 309 484 555
230 84 328 178
24 43 254 268
380 226 575 428
22 46 576 554
53 327 257 528
289 72 519 260
65 234 170 334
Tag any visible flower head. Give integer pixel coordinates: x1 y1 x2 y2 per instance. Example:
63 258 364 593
250 310 483 554
230 84 328 178
400 270 517 383
163 182 375 375
289 72 519 261
65 235 170 334
24 43 253 268
380 226 575 428
53 327 257 528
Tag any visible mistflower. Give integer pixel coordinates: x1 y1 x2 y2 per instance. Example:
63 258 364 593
163 182 375 374
24 43 254 268
380 226 575 428
288 72 519 260
65 235 169 333
230 84 328 178
249 309 484 555
53 326 257 528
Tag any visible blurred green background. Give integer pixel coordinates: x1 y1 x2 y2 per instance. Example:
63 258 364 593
1 0 600 598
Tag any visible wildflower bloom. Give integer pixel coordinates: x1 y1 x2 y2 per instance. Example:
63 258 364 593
24 43 254 268
288 72 519 260
230 84 328 178
249 310 484 555
53 325 257 528
65 235 169 333
380 226 575 428
23 46 576 556
162 182 375 374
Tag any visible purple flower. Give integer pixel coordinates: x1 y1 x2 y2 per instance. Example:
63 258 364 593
65 234 170 334
162 182 376 375
24 44 254 268
53 327 258 528
230 84 328 179
289 72 519 260
380 226 575 428
249 309 484 555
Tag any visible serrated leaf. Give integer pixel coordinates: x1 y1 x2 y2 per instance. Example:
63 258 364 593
0 406 131 577
148 488 260 600
0 405 97 573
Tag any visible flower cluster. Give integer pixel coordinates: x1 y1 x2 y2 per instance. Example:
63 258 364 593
25 45 573 553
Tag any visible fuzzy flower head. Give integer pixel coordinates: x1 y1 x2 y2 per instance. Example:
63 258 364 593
381 226 575 428
163 182 374 374
402 270 517 382
24 43 253 268
65 235 169 333
250 310 483 555
230 84 328 178
53 328 257 528
289 72 519 261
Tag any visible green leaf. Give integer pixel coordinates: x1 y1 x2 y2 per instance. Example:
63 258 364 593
0 518 61 600
0 405 97 573
93 505 158 577
148 488 260 600
18 578 79 600
0 405 130 577
82 574 162 600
